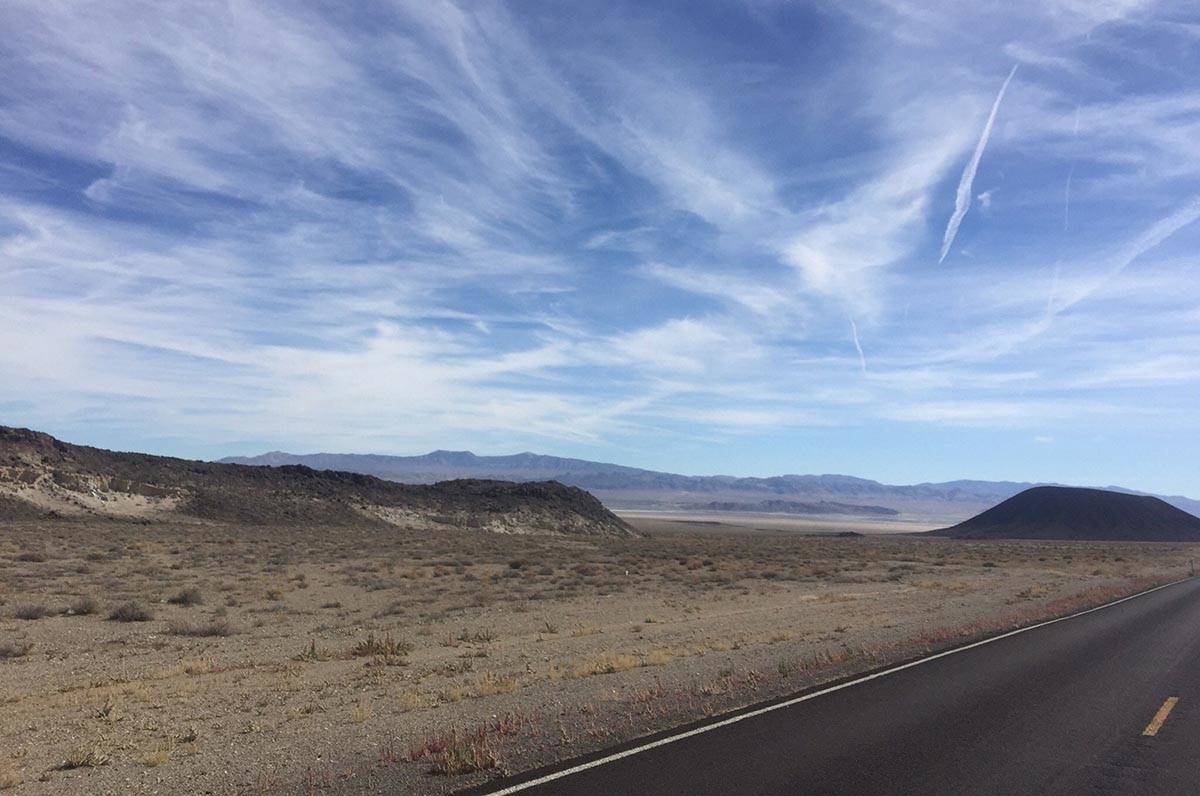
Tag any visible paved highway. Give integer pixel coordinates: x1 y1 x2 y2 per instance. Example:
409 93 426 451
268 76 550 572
482 577 1200 795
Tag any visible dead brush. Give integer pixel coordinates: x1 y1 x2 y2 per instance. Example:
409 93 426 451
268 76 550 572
0 761 23 789
490 711 533 736
12 604 50 621
60 745 110 769
67 596 99 616
294 639 334 662
396 689 424 711
577 652 641 677
698 677 730 697
108 601 153 622
377 739 401 767
167 587 203 606
350 632 412 658
409 727 497 776
472 671 521 697
631 678 667 705
140 742 172 767
575 649 671 677
457 627 496 644
94 695 120 722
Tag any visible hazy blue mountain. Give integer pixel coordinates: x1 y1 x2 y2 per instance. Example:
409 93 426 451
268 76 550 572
219 450 1200 522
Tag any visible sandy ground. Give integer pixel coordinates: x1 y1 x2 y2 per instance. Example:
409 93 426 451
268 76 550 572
0 516 1193 794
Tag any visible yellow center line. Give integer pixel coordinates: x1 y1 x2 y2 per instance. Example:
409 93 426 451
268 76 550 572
1143 697 1180 737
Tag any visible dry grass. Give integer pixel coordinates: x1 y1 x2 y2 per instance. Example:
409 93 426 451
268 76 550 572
396 689 425 712
140 745 171 768
0 762 22 790
295 639 335 662
351 632 411 658
182 659 216 676
438 684 468 704
577 652 643 677
472 671 521 697
60 745 110 770
410 728 497 776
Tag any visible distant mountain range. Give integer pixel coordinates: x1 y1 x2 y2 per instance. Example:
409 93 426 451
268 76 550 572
218 450 1200 523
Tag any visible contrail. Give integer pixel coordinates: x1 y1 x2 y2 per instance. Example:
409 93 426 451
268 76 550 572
1043 261 1061 320
1064 164 1075 232
939 64 1019 264
1064 105 1080 232
1051 196 1200 317
850 319 867 375
1096 197 1200 285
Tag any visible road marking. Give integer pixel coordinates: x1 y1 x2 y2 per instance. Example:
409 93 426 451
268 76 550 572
483 576 1193 795
1143 697 1180 737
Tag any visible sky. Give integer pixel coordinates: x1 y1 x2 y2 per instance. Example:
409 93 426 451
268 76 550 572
2 1 1199 495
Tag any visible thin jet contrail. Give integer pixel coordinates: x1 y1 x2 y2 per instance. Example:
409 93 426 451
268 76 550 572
1050 196 1200 318
1064 105 1080 232
1064 164 1075 232
939 64 1019 264
1044 261 1061 320
850 319 867 375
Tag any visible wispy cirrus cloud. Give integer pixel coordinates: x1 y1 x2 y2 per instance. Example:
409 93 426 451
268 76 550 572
1 0 1198 492
781 123 972 317
639 262 797 318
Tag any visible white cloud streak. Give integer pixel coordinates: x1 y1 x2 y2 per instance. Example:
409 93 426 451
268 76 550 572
1064 104 1081 231
938 64 1018 264
850 319 867 375
1051 196 1200 317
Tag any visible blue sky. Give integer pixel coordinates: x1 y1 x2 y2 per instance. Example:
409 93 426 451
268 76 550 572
2 1 1199 495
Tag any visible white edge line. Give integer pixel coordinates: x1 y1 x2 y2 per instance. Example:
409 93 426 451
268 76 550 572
484 576 1191 795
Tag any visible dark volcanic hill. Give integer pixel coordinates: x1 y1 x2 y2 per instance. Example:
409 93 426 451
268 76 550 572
219 450 1200 522
927 486 1200 542
0 426 633 536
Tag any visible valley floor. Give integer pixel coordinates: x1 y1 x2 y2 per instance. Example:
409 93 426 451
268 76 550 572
0 518 1192 794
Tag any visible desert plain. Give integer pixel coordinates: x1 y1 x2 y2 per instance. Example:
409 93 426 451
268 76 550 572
0 514 1192 794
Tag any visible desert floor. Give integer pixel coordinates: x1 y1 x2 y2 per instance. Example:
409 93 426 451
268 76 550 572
0 516 1193 794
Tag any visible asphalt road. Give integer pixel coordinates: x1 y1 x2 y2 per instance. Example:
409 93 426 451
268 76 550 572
488 577 1200 795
